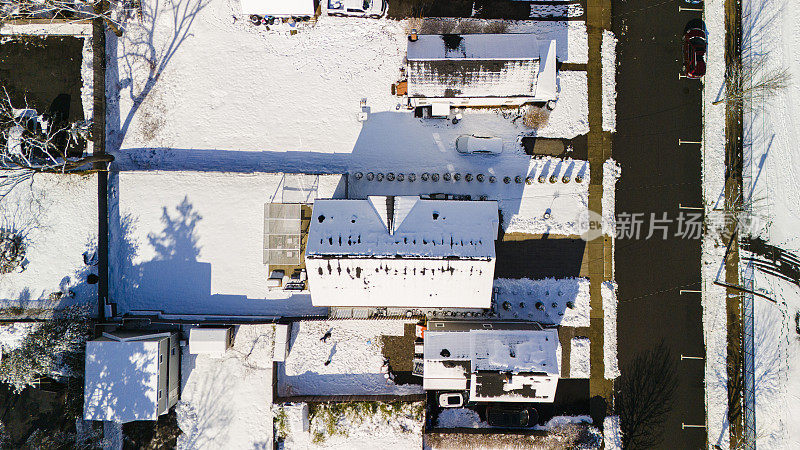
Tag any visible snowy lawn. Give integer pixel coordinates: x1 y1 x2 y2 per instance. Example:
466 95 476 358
0 174 98 310
278 320 423 396
107 0 589 173
492 277 590 327
110 171 343 316
176 324 275 449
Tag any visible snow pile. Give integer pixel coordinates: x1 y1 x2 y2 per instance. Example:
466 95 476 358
603 415 622 450
504 157 590 236
492 277 590 327
569 337 590 378
700 0 730 445
177 324 275 449
277 401 423 449
0 174 97 310
537 415 592 430
602 281 620 379
601 30 617 132
436 408 489 429
602 158 621 238
279 320 423 396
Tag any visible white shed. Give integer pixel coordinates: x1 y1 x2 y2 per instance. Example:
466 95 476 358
189 328 234 355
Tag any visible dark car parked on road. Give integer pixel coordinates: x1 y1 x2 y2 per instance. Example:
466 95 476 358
683 24 707 79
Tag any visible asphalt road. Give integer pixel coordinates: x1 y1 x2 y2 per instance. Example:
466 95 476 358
612 0 706 448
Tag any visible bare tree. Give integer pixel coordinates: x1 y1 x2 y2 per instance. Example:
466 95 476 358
615 341 678 449
0 88 112 201
713 53 791 112
1 0 128 30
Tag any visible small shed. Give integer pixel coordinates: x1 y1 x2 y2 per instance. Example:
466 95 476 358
83 331 180 423
239 0 315 16
189 328 234 355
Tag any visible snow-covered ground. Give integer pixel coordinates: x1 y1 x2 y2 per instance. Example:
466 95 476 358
278 320 423 396
0 174 98 310
176 324 275 449
570 337 590 378
603 415 622 450
107 0 590 174
437 408 489 428
110 171 343 316
492 277 590 327
740 0 800 445
701 0 730 445
601 31 617 133
602 281 619 380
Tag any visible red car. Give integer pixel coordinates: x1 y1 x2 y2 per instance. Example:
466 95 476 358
683 27 707 78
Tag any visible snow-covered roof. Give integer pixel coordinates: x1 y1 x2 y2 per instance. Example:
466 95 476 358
306 197 498 259
407 36 557 100
83 339 160 422
407 34 543 61
239 0 315 16
424 328 559 375
305 197 498 308
423 327 560 400
306 257 495 308
189 328 231 354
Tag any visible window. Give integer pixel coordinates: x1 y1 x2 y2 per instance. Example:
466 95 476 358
159 354 163 363
171 347 176 356
158 390 162 399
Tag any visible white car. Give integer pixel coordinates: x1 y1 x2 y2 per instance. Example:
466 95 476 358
327 0 386 18
438 392 464 408
455 135 503 155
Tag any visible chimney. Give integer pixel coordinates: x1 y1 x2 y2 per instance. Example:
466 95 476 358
409 29 418 42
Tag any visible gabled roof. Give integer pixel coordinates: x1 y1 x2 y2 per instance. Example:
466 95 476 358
306 197 498 259
406 35 557 100
83 339 160 422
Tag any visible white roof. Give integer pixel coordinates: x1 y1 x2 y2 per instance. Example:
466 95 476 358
306 197 497 308
407 34 542 61
239 0 314 16
423 328 560 377
471 329 559 374
83 340 159 422
306 197 498 259
189 328 230 354
306 257 494 308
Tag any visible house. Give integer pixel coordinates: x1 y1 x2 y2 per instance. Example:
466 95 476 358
418 321 560 403
305 196 499 308
239 0 316 17
83 331 180 423
406 33 558 111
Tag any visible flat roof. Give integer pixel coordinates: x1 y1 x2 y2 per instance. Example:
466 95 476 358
407 34 542 61
83 340 159 422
